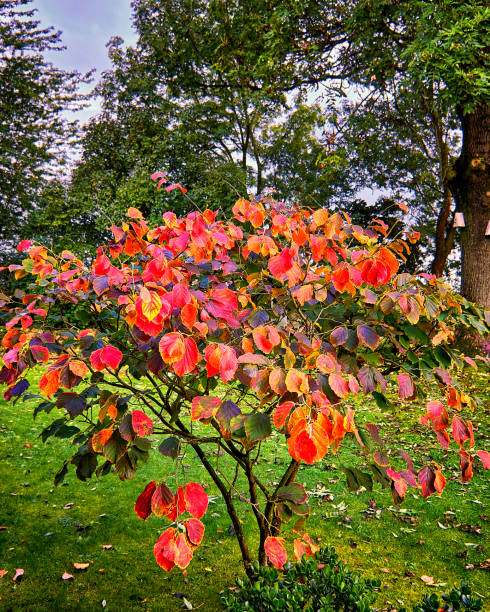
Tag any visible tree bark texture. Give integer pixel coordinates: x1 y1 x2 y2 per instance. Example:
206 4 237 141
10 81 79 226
450 103 490 308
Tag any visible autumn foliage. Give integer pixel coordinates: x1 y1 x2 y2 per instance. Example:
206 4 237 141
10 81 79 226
0 183 489 576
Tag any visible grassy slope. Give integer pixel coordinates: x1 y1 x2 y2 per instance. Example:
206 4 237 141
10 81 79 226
0 371 489 611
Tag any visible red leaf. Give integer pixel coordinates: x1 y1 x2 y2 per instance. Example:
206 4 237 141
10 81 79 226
184 518 205 547
102 344 122 370
173 337 199 376
168 485 186 521
90 345 122 371
30 345 49 362
269 368 287 395
397 373 416 400
134 481 156 520
191 396 222 421
17 240 32 252
476 450 490 468
13 568 24 582
69 360 88 378
328 373 349 399
253 325 280 354
171 283 191 308
460 451 473 483
434 469 446 494
426 401 449 431
132 410 154 437
165 183 187 194
268 248 294 278
136 287 162 322
62 572 74 580
418 466 436 498
154 528 176 572
218 345 238 382
357 325 380 350
151 171 168 190
292 430 318 464
151 483 175 517
273 401 294 429
386 468 407 498
184 482 208 519
264 537 287 569
174 533 193 569
452 416 470 447
331 266 351 293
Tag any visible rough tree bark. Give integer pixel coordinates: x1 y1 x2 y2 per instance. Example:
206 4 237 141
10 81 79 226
449 103 490 308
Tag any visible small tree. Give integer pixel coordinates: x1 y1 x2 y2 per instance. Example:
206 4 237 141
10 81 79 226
0 180 488 578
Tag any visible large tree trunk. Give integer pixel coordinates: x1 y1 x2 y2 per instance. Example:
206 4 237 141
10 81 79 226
450 103 490 308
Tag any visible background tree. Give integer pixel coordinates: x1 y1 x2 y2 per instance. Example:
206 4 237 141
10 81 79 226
68 1 350 241
340 0 490 306
0 0 90 263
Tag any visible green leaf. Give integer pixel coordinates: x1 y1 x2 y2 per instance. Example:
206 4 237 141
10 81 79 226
244 413 271 443
371 391 392 410
277 483 307 504
434 346 451 368
402 323 429 344
158 436 181 459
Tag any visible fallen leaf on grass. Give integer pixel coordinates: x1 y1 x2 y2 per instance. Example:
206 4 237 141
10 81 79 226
63 502 74 510
13 568 24 582
101 600 106 608
44 532 54 537
420 575 434 584
102 544 113 550
0 526 8 531
73 562 90 570
380 568 390 573
0 570 7 578
62 572 74 580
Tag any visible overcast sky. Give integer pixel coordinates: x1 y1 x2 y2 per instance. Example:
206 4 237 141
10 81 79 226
36 0 137 123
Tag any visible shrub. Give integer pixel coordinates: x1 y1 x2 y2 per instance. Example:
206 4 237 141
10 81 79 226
0 184 488 577
222 548 380 612
412 583 483 612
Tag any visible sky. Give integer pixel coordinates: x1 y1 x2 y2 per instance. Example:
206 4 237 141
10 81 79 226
35 0 137 123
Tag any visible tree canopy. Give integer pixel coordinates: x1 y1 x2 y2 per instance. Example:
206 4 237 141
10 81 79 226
0 0 90 263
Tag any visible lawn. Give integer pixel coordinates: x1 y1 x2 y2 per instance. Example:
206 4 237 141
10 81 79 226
0 370 489 611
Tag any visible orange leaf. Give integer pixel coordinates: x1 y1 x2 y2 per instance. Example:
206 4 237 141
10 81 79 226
285 369 309 394
159 332 185 364
39 369 60 398
91 428 113 453
69 360 88 378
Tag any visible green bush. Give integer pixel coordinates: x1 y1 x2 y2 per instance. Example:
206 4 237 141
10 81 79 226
223 555 484 612
222 547 380 612
411 583 483 612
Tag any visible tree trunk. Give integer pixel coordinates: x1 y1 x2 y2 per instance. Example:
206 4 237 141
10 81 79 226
450 103 490 308
431 186 456 277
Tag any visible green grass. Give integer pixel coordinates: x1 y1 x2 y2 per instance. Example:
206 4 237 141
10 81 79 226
0 371 489 611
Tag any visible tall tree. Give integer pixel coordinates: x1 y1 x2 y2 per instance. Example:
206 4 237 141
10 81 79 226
69 1 351 237
341 0 490 306
0 0 89 262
